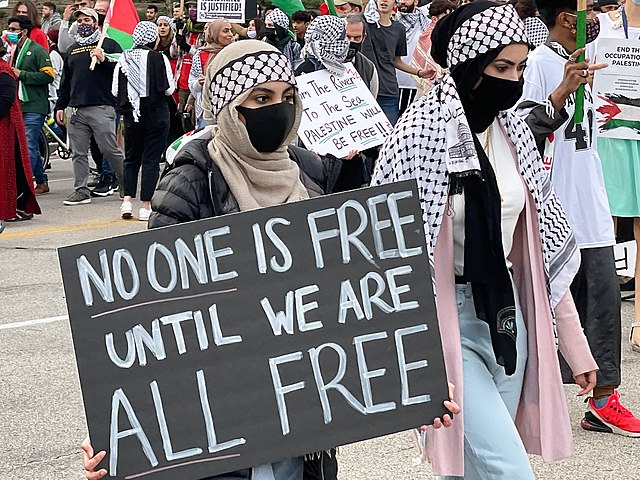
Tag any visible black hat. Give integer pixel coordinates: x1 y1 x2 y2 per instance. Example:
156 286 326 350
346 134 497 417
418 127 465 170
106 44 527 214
594 0 619 8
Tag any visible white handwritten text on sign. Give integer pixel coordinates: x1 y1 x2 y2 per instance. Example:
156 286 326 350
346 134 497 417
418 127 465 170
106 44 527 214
297 63 393 157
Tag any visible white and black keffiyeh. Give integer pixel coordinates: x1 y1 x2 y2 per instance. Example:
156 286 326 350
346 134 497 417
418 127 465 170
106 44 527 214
447 4 528 68
113 21 160 121
371 4 579 309
205 41 296 121
395 10 430 32
266 8 290 30
74 27 100 46
523 16 549 47
302 15 349 76
157 15 176 32
364 0 381 25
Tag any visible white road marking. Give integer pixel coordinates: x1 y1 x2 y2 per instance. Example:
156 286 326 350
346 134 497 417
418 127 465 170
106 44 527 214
46 177 75 183
0 314 68 330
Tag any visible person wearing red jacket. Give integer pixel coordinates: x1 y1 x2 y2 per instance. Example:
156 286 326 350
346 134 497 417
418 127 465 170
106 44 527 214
11 0 50 51
0 39 40 224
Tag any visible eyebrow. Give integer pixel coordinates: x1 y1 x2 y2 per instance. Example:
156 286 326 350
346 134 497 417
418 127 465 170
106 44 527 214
493 58 528 66
252 86 295 94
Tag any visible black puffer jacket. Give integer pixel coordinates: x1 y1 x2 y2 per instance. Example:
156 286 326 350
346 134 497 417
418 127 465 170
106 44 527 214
149 139 339 228
148 140 339 480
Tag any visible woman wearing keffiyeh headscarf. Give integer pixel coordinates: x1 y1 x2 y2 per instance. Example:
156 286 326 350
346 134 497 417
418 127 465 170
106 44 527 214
264 8 302 69
82 38 459 480
112 21 175 222
372 2 597 477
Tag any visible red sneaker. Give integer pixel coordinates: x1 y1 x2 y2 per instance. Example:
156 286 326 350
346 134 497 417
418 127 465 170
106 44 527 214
586 391 640 437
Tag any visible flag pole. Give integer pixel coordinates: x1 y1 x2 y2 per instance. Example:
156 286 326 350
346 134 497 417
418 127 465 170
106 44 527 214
574 0 587 124
326 0 338 16
89 0 117 71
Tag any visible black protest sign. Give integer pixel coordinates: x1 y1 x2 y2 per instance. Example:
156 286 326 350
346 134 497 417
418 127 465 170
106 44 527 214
58 181 449 480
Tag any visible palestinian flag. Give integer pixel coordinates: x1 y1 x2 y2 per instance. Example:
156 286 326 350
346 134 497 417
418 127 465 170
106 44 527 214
597 94 640 135
105 0 139 50
320 0 340 16
272 0 305 17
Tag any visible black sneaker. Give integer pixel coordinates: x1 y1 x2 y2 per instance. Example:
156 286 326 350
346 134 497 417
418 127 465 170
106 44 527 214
63 190 91 205
90 182 115 197
88 175 102 188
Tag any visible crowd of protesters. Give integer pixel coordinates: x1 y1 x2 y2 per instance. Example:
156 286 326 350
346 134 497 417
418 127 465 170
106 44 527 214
1 0 640 478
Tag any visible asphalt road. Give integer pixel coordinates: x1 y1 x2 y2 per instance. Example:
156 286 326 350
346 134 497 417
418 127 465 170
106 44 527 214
1 155 639 480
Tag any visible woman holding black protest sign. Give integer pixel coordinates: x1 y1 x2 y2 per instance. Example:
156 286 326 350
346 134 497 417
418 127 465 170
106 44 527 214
372 2 597 478
81 39 460 480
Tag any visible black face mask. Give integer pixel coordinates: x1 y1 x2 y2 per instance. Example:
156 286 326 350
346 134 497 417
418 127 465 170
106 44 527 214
97 13 106 26
571 16 601 44
349 41 362 53
464 73 523 132
586 17 601 44
236 102 296 153
264 27 277 42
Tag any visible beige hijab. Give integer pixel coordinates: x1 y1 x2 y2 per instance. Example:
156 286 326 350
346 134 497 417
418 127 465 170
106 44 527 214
204 40 309 212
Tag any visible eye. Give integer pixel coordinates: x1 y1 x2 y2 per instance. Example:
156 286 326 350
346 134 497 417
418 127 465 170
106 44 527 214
495 66 508 73
283 93 295 103
253 94 270 104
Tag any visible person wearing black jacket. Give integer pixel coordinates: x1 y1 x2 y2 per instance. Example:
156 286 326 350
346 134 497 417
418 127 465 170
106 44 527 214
54 7 125 206
82 38 337 480
81 39 459 480
112 21 174 222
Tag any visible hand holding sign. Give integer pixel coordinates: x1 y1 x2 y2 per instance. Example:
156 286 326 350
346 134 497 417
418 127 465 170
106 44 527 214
60 182 449 480
297 63 393 157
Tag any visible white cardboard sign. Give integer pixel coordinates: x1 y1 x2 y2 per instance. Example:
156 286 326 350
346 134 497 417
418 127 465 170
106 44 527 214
197 0 245 23
297 63 393 157
615 240 637 278
593 38 640 141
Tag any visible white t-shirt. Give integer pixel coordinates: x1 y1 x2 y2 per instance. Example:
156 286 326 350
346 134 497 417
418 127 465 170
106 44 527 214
453 119 526 275
523 43 615 249
396 9 430 90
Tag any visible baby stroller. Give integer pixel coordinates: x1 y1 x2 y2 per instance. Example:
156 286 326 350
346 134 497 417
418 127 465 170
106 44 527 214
41 96 72 170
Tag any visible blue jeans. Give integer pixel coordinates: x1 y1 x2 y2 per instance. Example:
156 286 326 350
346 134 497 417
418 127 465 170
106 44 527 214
22 112 47 184
376 95 400 126
252 457 303 480
439 283 532 480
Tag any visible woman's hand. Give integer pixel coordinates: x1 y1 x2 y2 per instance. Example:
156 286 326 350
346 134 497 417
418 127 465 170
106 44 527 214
81 436 107 480
574 369 597 396
198 75 205 86
419 383 460 431
341 150 358 160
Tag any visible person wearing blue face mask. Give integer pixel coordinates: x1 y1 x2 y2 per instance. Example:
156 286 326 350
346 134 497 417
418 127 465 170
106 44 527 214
7 15 54 196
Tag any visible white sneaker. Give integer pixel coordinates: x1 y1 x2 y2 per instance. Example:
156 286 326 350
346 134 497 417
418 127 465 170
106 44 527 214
120 201 133 219
138 207 152 222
